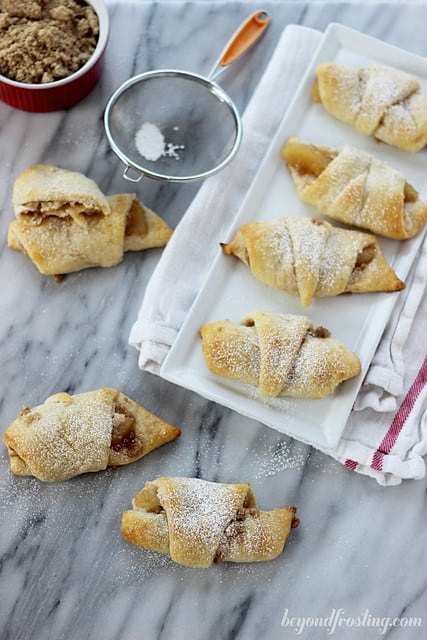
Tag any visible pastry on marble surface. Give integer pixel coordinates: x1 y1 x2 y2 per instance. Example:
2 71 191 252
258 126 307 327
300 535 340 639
312 62 427 152
200 311 361 398
122 195 172 252
3 388 180 482
12 164 111 221
7 165 173 276
222 216 404 306
281 137 427 239
121 476 299 567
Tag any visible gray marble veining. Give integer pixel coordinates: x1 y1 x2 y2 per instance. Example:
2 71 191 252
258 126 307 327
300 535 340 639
1 2 427 639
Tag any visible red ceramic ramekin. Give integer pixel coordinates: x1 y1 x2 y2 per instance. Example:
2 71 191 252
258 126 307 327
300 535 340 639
0 0 109 113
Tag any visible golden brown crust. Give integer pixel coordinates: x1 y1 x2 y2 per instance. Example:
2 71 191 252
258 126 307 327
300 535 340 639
121 477 298 567
313 62 427 152
8 165 173 276
281 137 427 239
8 195 129 274
12 164 111 220
123 197 173 252
200 311 361 398
3 388 180 482
222 216 404 306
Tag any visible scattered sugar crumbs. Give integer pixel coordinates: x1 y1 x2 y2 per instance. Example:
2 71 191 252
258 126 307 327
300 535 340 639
251 439 307 479
0 0 99 84
250 433 345 480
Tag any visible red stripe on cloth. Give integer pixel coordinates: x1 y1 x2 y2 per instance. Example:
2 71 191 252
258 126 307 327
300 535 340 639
371 354 427 472
345 459 358 471
371 450 384 471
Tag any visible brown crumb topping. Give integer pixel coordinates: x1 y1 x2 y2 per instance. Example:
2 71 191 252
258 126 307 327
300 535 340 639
0 0 99 84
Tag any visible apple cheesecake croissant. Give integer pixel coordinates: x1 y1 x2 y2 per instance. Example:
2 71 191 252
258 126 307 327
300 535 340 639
200 311 361 398
281 137 427 239
7 164 173 277
312 62 427 152
121 476 299 567
222 216 404 306
3 388 180 482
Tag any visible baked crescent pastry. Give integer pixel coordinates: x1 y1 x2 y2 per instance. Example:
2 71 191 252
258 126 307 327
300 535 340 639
281 137 427 239
312 62 427 152
7 165 173 276
13 164 111 222
222 216 404 306
123 196 172 252
200 311 361 398
121 476 299 567
3 388 180 482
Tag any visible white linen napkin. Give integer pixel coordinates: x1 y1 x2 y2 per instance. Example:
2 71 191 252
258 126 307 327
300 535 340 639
325 240 427 485
130 25 427 486
353 237 427 413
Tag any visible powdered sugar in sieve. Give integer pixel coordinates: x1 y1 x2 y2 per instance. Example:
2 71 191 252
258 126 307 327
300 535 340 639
135 122 185 161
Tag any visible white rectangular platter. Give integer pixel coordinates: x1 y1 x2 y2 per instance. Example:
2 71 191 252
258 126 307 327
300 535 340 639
161 23 427 449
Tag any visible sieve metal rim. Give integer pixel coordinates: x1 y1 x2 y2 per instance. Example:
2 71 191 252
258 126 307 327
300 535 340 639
103 69 243 183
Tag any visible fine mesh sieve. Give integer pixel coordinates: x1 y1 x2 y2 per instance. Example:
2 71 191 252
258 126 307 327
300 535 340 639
104 11 270 183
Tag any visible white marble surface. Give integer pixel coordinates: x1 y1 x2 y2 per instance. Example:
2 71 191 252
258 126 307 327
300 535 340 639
1 2 427 639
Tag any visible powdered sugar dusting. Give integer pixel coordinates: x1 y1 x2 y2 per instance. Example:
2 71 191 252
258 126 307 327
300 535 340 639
252 440 308 478
241 216 383 305
205 322 260 388
296 142 415 238
251 436 346 479
317 62 427 151
5 391 113 481
357 65 419 134
165 477 241 551
203 313 359 399
154 477 291 565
